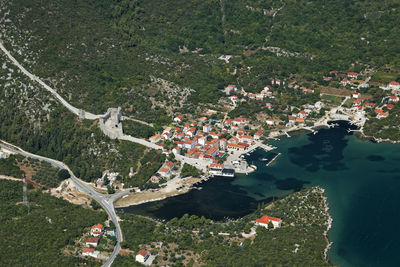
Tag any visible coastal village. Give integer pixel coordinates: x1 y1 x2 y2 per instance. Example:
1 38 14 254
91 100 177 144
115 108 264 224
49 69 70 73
124 70 400 188
90 67 400 211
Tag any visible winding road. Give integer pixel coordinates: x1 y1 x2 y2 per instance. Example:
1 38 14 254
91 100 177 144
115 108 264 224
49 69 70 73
0 140 125 267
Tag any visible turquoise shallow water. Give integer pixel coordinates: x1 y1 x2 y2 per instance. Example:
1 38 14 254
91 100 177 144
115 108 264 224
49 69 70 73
121 121 400 266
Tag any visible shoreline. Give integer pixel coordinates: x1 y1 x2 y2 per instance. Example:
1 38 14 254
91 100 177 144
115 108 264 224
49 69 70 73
320 187 333 262
115 189 189 208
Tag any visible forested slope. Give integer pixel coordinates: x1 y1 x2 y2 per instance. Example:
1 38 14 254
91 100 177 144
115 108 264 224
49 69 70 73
0 180 106 266
1 0 399 113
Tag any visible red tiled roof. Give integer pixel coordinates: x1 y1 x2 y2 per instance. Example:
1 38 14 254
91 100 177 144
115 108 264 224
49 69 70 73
227 143 246 149
137 249 148 257
92 224 103 230
165 161 175 168
209 163 223 169
83 248 94 253
86 237 99 243
255 215 281 224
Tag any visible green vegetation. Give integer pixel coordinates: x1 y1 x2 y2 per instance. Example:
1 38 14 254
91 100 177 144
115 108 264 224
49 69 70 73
3 0 400 115
0 155 24 178
116 187 331 266
125 150 166 188
181 163 201 178
364 104 400 140
57 169 71 180
321 94 344 105
0 180 106 266
31 161 60 188
123 120 155 139
371 71 400 83
0 104 147 182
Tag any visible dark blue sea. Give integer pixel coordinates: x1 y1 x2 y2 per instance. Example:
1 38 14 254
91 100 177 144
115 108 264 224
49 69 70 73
120 121 400 267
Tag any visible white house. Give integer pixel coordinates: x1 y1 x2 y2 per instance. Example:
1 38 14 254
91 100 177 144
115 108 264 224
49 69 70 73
203 124 210 133
229 95 238 105
388 81 400 90
347 72 359 79
389 96 399 103
174 115 184 122
254 215 282 229
341 78 350 86
136 249 150 263
82 248 100 258
352 92 360 99
90 224 103 237
149 134 161 143
86 237 99 247
266 119 275 126
224 84 237 95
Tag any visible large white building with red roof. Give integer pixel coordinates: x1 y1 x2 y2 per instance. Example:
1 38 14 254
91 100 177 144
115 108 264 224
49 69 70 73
90 224 103 237
254 215 282 229
388 81 400 90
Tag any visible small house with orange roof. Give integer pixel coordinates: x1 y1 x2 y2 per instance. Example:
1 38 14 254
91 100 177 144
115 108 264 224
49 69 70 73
254 129 263 140
266 118 275 125
82 248 100 258
174 114 184 122
347 72 359 79
389 96 399 103
86 237 100 247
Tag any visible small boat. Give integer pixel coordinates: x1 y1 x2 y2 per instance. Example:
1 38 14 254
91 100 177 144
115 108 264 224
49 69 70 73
260 158 268 161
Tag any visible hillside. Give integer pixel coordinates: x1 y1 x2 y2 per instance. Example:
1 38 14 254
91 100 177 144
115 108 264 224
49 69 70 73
0 180 106 266
1 0 399 117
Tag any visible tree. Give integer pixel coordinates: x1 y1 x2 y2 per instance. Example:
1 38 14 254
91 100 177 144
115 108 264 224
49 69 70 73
107 185 115 194
268 221 274 229
57 169 70 180
91 200 101 210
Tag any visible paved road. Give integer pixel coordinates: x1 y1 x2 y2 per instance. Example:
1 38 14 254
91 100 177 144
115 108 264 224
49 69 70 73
0 140 123 267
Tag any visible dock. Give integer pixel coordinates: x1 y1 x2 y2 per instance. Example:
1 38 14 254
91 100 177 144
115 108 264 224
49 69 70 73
267 153 281 166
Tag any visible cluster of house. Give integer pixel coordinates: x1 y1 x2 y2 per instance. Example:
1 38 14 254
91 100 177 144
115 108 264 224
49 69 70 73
348 82 399 119
374 95 399 119
283 103 324 127
81 224 115 259
254 215 282 229
225 80 286 106
150 115 263 160
323 71 365 87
